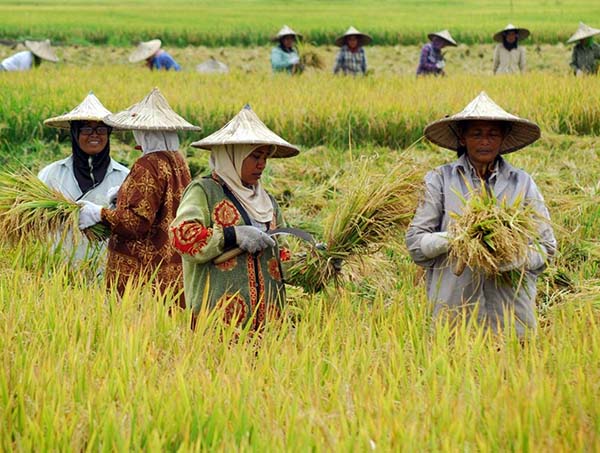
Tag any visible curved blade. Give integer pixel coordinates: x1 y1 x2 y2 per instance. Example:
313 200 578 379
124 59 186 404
268 227 316 245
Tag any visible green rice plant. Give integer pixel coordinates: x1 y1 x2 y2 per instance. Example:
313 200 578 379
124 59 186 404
0 168 110 243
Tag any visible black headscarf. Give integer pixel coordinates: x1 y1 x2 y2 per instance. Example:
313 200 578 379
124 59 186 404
279 36 295 53
70 121 112 194
502 33 519 51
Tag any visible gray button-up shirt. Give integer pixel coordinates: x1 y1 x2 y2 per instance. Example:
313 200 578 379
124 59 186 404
406 154 556 335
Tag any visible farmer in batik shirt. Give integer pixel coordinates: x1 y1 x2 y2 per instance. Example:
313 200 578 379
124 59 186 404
416 30 457 76
406 92 556 338
170 105 300 330
78 88 199 307
333 26 371 76
567 22 600 75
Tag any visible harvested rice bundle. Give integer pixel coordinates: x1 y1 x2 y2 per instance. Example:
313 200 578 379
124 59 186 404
287 160 421 292
0 169 110 243
448 184 542 277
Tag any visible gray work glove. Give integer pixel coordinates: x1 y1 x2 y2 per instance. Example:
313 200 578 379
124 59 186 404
106 185 120 208
77 200 103 230
498 246 548 273
234 226 276 254
420 231 450 259
435 60 446 69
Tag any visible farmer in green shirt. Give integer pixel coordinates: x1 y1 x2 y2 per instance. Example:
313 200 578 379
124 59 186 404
567 22 600 75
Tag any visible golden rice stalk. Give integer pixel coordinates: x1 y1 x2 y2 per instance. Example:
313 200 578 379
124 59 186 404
448 184 541 277
299 50 325 70
0 168 110 243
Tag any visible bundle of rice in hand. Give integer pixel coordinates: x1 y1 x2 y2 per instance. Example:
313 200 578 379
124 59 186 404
286 159 421 292
448 183 543 279
296 43 325 71
0 168 110 244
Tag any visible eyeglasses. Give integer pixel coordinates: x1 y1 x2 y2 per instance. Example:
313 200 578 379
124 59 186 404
79 126 110 136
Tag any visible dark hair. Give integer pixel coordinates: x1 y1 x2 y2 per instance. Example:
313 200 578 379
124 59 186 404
502 32 518 50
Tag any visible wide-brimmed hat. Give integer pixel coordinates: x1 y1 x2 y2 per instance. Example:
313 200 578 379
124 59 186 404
493 24 530 42
104 87 200 131
335 26 372 47
566 22 600 44
270 25 303 42
128 39 162 63
191 105 299 158
427 30 458 47
196 58 229 74
44 92 112 129
423 91 540 154
24 40 59 62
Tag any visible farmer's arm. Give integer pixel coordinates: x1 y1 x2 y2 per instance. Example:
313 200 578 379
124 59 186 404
271 47 292 71
524 176 557 272
493 45 500 74
419 45 438 72
333 49 343 74
519 47 527 73
169 182 229 264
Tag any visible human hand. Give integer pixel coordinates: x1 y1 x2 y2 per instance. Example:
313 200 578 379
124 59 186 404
435 60 446 69
77 200 103 230
107 185 120 206
498 247 546 273
576 69 583 77
234 226 276 254
421 231 450 259
289 55 300 65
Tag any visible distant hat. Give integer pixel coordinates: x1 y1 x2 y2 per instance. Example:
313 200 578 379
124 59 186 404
44 92 112 129
24 40 59 62
196 58 229 74
566 22 600 44
104 87 200 131
271 25 303 42
423 91 540 154
427 30 458 47
493 24 530 42
128 39 162 63
335 26 372 47
192 105 299 158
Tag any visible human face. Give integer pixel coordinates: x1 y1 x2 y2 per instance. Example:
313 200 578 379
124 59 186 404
281 35 295 49
505 31 517 44
459 121 505 173
77 121 109 155
346 35 359 50
432 37 447 49
241 146 271 186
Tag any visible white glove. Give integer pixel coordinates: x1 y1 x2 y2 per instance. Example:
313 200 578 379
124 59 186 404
575 69 583 77
234 226 276 254
498 246 547 273
107 185 120 206
289 55 300 65
77 200 103 230
420 231 450 259
435 60 446 69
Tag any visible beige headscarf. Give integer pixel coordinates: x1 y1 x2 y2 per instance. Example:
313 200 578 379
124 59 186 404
209 144 273 223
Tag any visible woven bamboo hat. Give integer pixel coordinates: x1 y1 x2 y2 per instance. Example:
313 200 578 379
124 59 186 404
104 87 200 131
427 30 458 47
424 91 540 154
335 26 372 47
493 24 530 42
128 39 162 63
44 92 112 129
191 105 299 158
271 25 303 42
196 58 229 74
24 40 59 62
566 22 600 44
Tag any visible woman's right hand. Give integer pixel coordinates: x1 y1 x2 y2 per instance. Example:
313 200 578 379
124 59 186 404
234 226 275 254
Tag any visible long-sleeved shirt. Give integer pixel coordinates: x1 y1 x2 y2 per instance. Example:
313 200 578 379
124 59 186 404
151 50 181 71
271 46 300 73
405 154 556 337
333 45 367 75
570 42 600 74
416 43 444 76
493 44 526 74
0 50 33 71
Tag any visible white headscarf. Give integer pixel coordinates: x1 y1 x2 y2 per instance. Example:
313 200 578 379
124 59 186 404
133 130 180 155
209 144 274 223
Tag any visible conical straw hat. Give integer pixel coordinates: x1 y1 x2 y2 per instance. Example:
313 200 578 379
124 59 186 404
335 26 373 47
566 22 600 44
104 87 200 131
128 39 162 63
423 91 540 154
270 25 303 42
493 24 530 42
427 29 458 47
196 58 229 74
24 40 59 62
44 92 112 129
191 105 299 158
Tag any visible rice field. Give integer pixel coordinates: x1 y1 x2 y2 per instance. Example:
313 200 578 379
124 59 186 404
1 22 600 453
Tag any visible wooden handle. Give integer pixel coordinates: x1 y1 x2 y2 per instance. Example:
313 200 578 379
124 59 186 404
213 247 244 264
453 259 466 276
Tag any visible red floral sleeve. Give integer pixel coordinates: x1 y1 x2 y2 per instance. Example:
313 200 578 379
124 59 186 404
279 247 291 262
170 221 213 256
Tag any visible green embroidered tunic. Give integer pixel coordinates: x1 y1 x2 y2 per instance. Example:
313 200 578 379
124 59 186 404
170 176 287 328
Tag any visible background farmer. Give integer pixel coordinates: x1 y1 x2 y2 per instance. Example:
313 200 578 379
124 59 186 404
270 25 302 74
170 105 300 330
567 22 600 76
416 30 457 76
333 26 371 76
0 39 58 71
493 24 529 74
406 92 556 338
39 92 129 264
129 39 181 71
78 88 199 307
